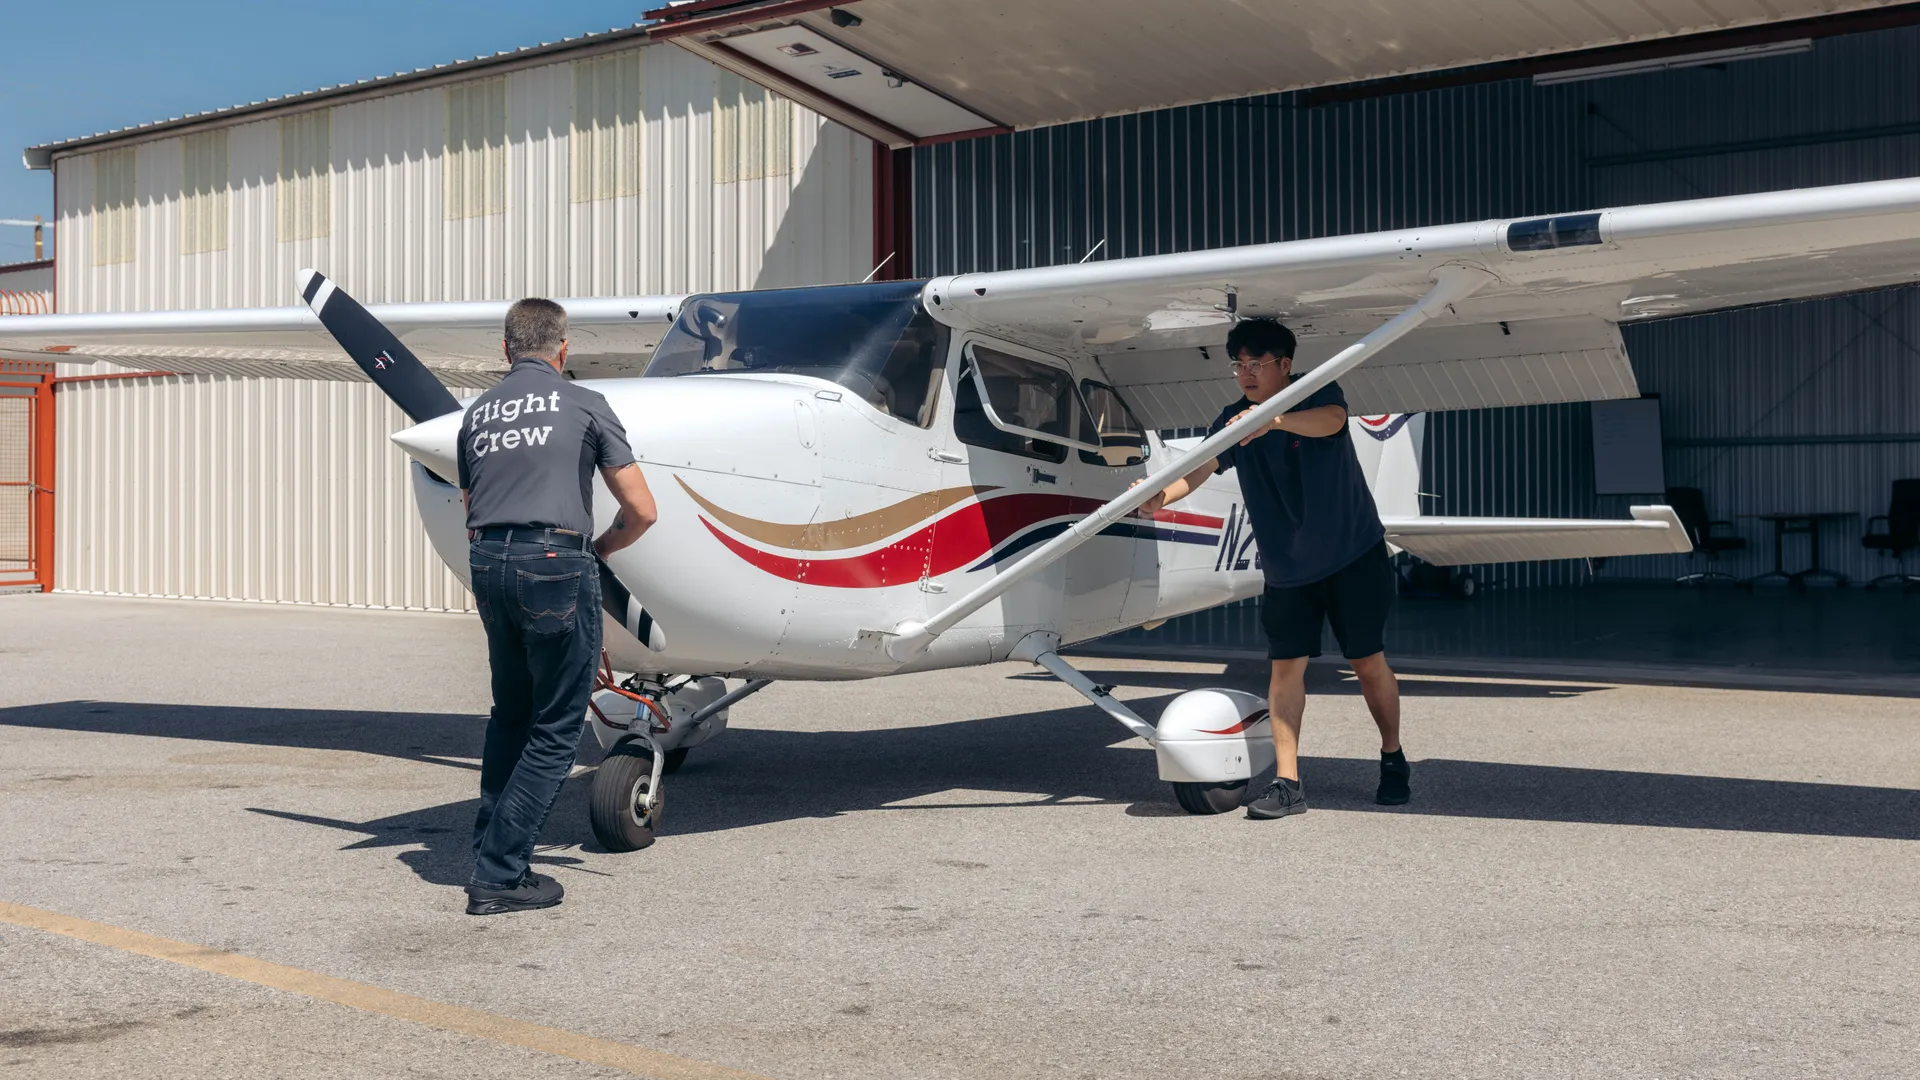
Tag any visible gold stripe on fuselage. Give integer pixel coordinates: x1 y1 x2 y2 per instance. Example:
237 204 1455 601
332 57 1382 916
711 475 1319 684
676 477 996 552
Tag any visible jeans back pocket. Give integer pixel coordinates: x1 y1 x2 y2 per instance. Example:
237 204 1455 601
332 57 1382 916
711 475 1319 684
515 568 583 637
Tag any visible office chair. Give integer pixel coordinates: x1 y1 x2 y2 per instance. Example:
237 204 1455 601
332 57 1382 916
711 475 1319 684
1862 478 1920 588
1666 486 1746 585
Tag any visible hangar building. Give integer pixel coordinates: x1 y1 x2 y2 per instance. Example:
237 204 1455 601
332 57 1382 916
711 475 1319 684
19 28 876 609
10 1 1920 618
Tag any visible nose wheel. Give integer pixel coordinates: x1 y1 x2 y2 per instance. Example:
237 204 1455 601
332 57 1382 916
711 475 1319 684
1172 780 1248 815
590 739 660 852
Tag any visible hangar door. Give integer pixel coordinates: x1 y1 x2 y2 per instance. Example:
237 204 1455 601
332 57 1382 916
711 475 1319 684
0 359 52 592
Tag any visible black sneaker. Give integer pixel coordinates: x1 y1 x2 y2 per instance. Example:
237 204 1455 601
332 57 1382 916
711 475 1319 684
1246 778 1308 820
466 871 563 916
1377 751 1411 806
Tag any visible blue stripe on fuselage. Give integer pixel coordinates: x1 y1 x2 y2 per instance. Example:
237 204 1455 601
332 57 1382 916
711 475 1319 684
966 519 1220 572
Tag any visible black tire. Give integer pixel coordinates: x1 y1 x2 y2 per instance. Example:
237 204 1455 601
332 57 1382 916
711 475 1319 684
1173 780 1247 815
1455 572 1479 599
662 747 690 775
589 741 659 852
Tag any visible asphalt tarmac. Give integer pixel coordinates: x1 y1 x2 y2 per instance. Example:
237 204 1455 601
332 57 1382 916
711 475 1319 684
2 593 1915 1079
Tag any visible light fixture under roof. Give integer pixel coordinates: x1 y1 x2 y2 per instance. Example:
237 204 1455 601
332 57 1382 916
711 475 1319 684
1533 39 1812 86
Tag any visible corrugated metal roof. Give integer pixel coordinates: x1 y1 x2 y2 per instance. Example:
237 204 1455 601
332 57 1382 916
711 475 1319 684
21 24 655 168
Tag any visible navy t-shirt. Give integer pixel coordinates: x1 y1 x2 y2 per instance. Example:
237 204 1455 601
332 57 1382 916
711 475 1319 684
1210 378 1384 588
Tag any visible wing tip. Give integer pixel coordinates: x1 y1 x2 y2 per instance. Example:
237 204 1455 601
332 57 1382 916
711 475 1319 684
1630 504 1694 553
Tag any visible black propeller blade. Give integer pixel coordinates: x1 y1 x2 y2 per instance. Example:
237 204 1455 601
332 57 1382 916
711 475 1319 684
299 269 463 423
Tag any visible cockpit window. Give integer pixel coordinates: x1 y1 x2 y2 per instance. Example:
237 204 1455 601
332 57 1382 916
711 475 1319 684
644 280 946 427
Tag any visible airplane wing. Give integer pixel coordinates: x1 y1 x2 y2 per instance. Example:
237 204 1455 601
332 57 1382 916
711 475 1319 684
1381 506 1691 567
0 294 681 383
919 176 1920 427
888 178 1920 657
8 177 1920 404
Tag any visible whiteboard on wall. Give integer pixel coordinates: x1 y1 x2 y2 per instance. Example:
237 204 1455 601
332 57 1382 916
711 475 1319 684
1591 397 1667 496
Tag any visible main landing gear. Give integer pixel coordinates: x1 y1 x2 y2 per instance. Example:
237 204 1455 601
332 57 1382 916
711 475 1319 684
584 658 770 851
1012 633 1276 816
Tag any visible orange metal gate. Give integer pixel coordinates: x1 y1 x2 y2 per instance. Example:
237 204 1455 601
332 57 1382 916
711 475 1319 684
0 359 53 592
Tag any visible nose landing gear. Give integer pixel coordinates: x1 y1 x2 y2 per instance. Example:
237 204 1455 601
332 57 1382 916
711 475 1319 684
583 662 771 852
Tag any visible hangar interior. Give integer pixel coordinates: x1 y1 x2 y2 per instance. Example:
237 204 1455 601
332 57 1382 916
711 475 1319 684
3 3 1918 673
909 20 1920 590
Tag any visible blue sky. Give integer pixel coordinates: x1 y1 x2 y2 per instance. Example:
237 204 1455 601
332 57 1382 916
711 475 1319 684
0 1 651 265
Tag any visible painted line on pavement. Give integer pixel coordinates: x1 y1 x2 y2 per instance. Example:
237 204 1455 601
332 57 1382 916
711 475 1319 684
0 900 773 1080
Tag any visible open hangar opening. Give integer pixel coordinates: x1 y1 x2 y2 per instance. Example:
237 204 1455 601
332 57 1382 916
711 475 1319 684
870 15 1920 676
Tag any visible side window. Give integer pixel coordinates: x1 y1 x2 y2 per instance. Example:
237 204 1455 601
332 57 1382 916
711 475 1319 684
956 344 1100 450
1079 381 1150 467
953 347 1080 463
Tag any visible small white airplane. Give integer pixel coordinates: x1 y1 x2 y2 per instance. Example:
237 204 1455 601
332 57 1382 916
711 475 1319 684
13 175 1920 849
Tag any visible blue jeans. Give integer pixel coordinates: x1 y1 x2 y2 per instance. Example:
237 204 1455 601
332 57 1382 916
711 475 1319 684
467 534 601 889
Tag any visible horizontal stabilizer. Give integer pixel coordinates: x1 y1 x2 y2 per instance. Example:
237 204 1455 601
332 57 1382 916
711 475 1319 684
1382 505 1690 566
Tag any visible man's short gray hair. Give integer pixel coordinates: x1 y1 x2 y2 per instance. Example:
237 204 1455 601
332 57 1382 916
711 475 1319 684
504 297 568 361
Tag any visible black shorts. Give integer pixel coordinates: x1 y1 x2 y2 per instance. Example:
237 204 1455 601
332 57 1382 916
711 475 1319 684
1260 541 1396 660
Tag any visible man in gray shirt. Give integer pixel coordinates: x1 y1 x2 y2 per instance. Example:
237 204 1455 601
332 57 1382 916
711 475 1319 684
458 298 657 915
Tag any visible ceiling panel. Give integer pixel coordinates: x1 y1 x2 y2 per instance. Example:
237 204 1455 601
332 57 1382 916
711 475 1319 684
652 1 1909 144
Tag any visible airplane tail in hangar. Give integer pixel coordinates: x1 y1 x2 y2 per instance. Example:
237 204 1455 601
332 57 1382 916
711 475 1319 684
1352 412 1425 520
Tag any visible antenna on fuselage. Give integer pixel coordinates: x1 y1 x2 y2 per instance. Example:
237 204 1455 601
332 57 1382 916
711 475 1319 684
861 252 897 283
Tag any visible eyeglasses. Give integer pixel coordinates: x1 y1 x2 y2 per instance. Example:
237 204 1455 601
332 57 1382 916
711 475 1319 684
1228 356 1282 374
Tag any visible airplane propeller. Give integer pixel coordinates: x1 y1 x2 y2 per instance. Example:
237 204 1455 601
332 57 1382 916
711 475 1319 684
305 269 668 654
298 268 462 423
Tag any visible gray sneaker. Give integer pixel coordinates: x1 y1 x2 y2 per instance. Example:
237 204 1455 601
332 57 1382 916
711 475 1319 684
466 871 563 915
1246 779 1308 820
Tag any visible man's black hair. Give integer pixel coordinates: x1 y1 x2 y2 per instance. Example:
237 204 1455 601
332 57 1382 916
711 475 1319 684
1225 318 1296 361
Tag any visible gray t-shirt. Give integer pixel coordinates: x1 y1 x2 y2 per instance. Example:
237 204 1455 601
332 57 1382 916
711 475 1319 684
458 358 635 534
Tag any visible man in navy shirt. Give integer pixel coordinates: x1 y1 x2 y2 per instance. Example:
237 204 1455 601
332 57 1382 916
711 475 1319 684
1142 319 1410 819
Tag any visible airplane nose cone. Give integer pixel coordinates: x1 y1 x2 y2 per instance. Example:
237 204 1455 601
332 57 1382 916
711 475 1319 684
392 409 464 481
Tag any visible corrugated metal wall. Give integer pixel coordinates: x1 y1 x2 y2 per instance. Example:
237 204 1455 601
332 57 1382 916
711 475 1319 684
45 39 875 610
55 368 491 610
915 25 1920 587
55 41 872 311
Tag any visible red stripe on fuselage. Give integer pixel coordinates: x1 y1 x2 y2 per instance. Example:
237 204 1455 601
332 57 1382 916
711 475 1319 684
1152 508 1224 529
704 491 1212 588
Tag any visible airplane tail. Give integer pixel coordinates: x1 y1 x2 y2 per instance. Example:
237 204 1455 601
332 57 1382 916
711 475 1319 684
1352 413 1424 519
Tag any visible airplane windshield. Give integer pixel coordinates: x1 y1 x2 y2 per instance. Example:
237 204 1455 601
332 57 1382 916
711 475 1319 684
644 280 946 427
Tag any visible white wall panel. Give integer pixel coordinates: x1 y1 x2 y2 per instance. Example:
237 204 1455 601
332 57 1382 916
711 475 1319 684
43 39 872 610
54 40 872 313
55 373 491 610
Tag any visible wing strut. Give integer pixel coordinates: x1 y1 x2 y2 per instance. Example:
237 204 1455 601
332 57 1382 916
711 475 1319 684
885 266 1496 663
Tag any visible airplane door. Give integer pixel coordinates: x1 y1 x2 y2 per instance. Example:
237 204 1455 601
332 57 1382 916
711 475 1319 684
928 339 1093 654
1060 377 1157 642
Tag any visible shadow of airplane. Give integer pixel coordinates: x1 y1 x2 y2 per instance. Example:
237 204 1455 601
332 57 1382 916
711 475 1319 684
4 669 1916 889
1009 663 1606 698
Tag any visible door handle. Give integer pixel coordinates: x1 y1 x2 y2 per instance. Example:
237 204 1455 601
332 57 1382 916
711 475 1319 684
1029 468 1057 485
929 448 965 464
